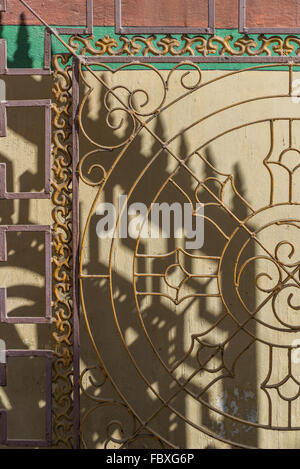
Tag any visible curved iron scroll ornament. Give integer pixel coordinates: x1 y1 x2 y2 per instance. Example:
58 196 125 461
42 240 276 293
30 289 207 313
68 33 300 59
74 60 300 448
51 37 300 448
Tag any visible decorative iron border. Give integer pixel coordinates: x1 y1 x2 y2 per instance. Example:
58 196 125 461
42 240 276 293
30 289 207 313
67 33 300 62
239 0 300 34
115 0 215 35
52 52 77 448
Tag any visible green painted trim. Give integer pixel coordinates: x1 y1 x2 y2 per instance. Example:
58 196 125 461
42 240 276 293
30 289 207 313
0 25 299 70
0 25 45 68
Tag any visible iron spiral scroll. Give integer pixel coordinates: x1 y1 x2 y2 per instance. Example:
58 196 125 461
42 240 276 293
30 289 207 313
67 58 300 449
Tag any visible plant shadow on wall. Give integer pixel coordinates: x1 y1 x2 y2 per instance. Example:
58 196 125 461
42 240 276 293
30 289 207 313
78 71 259 449
0 13 53 445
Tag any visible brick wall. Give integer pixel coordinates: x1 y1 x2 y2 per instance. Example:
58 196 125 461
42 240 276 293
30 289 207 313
0 0 299 29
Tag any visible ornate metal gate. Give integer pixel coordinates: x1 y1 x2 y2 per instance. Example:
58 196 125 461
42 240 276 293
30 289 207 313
1 0 300 449
72 59 300 449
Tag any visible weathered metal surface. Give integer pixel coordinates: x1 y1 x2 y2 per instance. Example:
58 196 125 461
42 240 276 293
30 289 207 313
68 33 300 62
52 52 77 448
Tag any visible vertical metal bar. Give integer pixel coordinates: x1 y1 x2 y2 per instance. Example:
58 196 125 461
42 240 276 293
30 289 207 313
239 0 247 33
289 63 293 97
0 410 7 444
0 39 7 74
0 288 6 324
72 57 80 450
0 363 6 386
0 164 6 197
208 0 215 34
115 0 122 34
0 103 7 137
44 102 51 194
86 0 93 34
45 229 52 321
44 29 51 70
45 353 52 445
0 1 6 12
0 227 7 262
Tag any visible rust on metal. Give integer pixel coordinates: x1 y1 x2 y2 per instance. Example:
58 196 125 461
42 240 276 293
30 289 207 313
52 51 76 448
